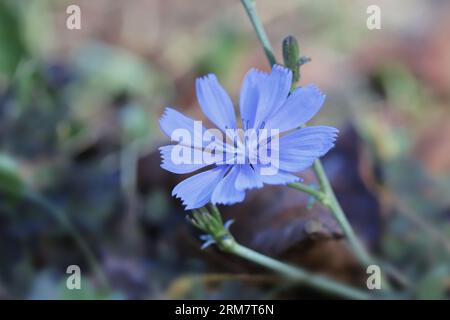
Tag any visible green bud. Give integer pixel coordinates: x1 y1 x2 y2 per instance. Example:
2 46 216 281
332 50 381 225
282 35 300 83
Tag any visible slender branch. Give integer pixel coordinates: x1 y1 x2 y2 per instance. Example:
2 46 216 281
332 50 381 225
191 206 371 299
240 0 376 272
312 157 393 291
313 161 373 266
313 160 329 195
290 173 372 268
241 0 277 66
229 242 370 300
288 182 324 201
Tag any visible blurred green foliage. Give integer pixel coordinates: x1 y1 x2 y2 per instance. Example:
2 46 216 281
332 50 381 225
0 0 449 300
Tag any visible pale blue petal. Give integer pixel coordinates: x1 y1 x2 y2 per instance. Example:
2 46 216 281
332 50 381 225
159 145 210 174
201 238 216 250
172 166 229 210
196 74 237 131
258 169 300 185
199 234 212 241
279 126 338 148
159 107 231 162
159 107 204 146
211 166 246 205
224 219 235 230
160 107 198 138
239 69 268 130
253 65 292 130
276 126 338 172
234 164 264 191
265 85 325 133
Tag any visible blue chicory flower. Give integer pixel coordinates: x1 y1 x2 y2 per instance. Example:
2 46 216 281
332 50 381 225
159 65 338 210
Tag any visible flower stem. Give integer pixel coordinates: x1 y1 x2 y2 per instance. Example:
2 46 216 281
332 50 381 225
192 207 371 299
311 163 392 290
227 241 370 300
312 160 373 266
240 0 389 287
288 181 325 202
241 0 277 66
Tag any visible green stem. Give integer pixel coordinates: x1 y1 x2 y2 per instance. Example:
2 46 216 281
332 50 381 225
241 0 277 66
192 207 373 299
240 0 375 271
229 242 370 300
288 182 325 201
329 198 372 266
312 160 372 266
313 162 392 290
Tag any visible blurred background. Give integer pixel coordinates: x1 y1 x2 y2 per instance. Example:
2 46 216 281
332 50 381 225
0 0 449 299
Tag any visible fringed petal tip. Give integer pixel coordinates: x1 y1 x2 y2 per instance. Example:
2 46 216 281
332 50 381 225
158 107 174 134
171 166 229 210
271 64 292 75
195 73 236 131
200 234 216 250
